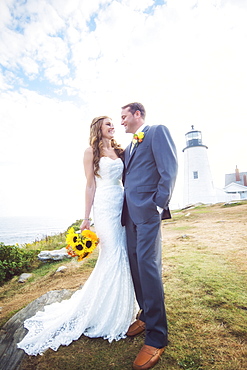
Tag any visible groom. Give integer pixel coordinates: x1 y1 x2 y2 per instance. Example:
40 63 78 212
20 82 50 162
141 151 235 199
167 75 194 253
121 102 178 370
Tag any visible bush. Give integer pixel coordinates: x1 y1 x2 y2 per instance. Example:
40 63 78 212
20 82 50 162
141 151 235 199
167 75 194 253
0 243 39 285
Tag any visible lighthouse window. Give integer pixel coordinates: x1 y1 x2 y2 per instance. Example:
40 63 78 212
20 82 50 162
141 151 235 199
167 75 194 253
193 171 198 179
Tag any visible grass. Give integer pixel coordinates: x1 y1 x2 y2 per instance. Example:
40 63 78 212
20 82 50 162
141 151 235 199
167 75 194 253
1 204 247 369
164 248 246 369
23 232 67 251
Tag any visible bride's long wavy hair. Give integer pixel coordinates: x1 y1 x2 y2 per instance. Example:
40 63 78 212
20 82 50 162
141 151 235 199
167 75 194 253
90 116 124 177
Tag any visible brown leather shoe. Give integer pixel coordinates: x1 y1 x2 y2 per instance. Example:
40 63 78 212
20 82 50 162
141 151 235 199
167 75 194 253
132 345 165 370
126 319 145 337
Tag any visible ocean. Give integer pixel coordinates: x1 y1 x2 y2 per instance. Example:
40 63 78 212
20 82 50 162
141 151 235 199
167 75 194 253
0 216 77 246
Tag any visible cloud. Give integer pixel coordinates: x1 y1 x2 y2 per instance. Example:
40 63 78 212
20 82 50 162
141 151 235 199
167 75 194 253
0 0 247 216
0 88 88 217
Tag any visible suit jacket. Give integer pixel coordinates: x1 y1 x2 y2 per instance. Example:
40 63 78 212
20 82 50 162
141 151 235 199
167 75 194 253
122 125 178 225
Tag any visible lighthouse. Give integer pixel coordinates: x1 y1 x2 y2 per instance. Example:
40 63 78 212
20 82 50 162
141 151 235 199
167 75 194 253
183 126 216 206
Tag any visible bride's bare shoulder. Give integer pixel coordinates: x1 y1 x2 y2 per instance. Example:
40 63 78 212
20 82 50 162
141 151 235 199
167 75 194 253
84 146 93 157
83 147 94 166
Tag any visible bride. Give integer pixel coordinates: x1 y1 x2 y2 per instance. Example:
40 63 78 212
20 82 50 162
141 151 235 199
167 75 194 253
17 116 137 356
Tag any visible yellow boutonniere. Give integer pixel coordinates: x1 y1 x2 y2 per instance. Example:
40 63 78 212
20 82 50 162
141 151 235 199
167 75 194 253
132 132 145 145
66 227 99 261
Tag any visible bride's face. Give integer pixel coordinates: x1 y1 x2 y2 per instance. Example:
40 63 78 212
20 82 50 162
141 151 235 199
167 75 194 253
101 118 115 139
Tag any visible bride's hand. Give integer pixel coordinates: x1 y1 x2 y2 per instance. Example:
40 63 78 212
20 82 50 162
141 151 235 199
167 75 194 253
80 220 91 231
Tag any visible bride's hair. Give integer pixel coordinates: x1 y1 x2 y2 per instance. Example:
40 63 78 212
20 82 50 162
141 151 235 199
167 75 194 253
90 116 124 177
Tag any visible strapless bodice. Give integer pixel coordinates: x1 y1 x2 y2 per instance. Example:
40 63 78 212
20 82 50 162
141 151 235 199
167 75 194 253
95 157 123 188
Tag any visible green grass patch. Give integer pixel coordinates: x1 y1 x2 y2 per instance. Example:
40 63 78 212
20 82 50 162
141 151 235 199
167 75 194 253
222 201 245 208
191 207 213 214
164 242 247 370
31 259 71 278
82 257 97 269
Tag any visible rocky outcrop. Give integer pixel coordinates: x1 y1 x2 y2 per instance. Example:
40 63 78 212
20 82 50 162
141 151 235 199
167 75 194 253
38 247 70 261
0 289 74 370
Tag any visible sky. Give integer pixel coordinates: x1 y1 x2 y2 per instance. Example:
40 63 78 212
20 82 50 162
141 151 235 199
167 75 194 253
0 0 247 221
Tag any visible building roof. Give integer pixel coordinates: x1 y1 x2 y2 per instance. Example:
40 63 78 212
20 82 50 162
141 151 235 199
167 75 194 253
225 171 247 186
224 182 247 193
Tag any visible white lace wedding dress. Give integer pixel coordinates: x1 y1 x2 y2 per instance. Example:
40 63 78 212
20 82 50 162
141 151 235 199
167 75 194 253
17 157 137 356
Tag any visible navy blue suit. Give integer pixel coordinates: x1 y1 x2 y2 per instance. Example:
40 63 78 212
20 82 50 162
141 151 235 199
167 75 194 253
122 124 178 348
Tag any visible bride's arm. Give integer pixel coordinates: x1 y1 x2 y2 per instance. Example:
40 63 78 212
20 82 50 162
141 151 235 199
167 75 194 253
80 147 96 231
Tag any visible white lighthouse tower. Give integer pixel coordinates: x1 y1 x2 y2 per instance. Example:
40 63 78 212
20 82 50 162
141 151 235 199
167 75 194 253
183 126 216 206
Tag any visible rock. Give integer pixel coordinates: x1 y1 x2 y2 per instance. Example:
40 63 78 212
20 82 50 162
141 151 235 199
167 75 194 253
177 234 190 240
38 247 70 261
56 265 67 273
18 273 32 283
0 289 74 370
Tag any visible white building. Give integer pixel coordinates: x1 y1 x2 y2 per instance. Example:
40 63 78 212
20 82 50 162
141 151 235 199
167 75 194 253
223 167 247 200
183 127 247 206
183 126 216 206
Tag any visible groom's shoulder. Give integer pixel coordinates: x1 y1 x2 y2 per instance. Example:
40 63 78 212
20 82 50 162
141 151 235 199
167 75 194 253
147 124 167 129
146 124 168 134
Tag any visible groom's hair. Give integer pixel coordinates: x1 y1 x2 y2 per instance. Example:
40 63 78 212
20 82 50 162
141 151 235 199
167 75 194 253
122 102 146 119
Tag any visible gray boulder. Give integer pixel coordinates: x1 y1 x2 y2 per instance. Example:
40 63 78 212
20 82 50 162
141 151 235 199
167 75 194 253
38 247 70 261
0 289 74 370
18 273 32 283
55 265 68 273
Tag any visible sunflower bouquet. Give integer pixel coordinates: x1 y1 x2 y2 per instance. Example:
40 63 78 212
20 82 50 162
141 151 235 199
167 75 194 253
66 227 99 261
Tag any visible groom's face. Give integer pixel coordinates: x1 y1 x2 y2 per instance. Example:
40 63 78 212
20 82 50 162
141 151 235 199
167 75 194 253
121 107 137 134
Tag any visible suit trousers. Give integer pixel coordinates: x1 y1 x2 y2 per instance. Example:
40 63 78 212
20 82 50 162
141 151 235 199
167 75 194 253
125 211 168 348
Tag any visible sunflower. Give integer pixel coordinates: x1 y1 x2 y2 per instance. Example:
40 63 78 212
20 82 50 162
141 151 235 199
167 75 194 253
66 227 99 261
66 227 79 247
82 229 99 242
82 237 96 254
71 241 87 259
77 250 90 261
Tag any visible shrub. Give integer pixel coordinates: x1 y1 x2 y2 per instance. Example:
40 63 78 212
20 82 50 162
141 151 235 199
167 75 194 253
0 243 39 285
